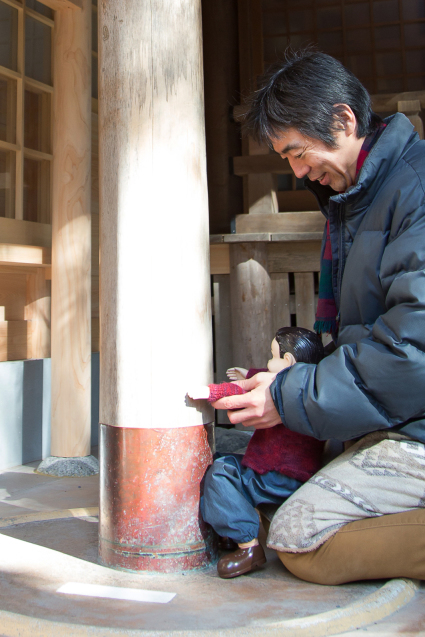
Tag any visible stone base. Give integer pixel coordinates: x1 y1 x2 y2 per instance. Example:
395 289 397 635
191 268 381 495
36 455 99 477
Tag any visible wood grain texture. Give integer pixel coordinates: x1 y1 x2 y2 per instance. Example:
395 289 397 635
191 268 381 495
271 272 291 333
213 275 233 425
0 245 51 265
0 218 52 247
294 272 316 331
39 0 83 10
99 0 213 429
26 268 51 359
0 320 29 361
51 0 92 457
268 241 322 273
236 211 325 234
210 244 230 275
229 242 272 369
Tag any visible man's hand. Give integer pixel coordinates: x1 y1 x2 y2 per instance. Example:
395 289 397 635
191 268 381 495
211 372 281 429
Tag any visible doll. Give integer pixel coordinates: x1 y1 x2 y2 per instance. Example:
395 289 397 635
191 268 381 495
188 327 325 579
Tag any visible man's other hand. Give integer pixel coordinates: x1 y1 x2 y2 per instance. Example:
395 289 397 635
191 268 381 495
211 372 281 429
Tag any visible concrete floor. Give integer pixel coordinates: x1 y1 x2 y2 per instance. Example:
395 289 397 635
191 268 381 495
0 449 424 636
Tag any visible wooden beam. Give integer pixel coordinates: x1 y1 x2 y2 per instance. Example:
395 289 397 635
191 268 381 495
26 268 51 358
233 153 292 175
38 0 82 10
0 244 51 266
210 244 230 275
235 211 325 234
0 218 51 248
51 0 91 458
0 320 29 361
371 91 425 113
267 241 322 273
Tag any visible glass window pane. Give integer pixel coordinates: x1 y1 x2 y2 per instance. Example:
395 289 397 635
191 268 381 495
0 75 16 144
375 51 403 76
405 50 425 76
24 158 50 223
24 89 51 153
317 29 343 54
373 0 399 23
263 12 287 36
289 9 314 32
317 6 342 30
0 2 18 71
344 3 370 28
346 27 372 53
26 0 54 20
402 0 425 20
25 16 52 86
404 23 425 48
406 76 425 91
374 24 400 49
0 149 15 218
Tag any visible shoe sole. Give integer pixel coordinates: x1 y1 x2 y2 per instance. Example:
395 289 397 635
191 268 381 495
219 557 267 579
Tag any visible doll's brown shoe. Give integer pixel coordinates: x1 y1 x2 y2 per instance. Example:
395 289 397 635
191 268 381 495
217 544 266 579
218 536 238 551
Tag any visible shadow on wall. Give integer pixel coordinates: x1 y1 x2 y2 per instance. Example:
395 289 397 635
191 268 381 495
0 353 99 471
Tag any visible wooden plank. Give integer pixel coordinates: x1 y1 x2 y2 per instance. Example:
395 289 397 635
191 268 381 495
234 153 292 175
0 307 4 321
51 0 92 456
0 244 51 265
24 148 53 162
26 268 51 358
25 77 54 94
0 218 51 247
236 211 325 234
371 90 425 113
268 241 321 273
0 272 26 320
210 244 230 275
92 317 99 353
213 275 233 425
0 140 19 153
0 320 29 361
38 0 83 10
271 272 291 332
294 272 316 331
277 190 320 212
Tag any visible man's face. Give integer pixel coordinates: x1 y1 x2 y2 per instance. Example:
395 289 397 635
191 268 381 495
271 126 363 193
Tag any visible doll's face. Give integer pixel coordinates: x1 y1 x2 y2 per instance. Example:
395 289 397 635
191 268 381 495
267 338 295 373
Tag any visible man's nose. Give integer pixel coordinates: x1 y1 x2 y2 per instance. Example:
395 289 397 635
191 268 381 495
288 157 310 179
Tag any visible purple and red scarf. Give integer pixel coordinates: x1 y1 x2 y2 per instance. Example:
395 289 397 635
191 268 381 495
314 124 386 336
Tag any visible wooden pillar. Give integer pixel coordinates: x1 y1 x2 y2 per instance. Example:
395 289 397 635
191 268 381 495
229 242 272 370
50 1 92 458
98 0 216 572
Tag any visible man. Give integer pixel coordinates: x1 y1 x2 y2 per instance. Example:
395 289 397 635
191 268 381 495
212 50 425 584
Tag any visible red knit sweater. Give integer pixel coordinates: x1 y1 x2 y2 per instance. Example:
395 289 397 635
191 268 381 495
208 369 324 483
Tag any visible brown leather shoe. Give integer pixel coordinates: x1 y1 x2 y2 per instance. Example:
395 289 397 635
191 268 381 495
217 544 266 579
218 536 238 551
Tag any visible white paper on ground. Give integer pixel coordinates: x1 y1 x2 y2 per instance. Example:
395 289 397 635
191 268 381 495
57 582 176 604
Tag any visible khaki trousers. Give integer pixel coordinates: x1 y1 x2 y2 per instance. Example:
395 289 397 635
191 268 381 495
276 509 425 585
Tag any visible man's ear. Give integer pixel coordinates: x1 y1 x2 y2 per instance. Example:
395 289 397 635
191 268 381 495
283 352 297 368
333 104 357 136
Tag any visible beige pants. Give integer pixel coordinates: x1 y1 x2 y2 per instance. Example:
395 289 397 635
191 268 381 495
278 508 425 585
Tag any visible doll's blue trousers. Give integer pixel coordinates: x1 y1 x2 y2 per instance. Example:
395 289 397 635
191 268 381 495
200 453 302 544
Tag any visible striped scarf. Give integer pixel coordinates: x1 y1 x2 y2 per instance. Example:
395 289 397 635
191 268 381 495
314 124 386 336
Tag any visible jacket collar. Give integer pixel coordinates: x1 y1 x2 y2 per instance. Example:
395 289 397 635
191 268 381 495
305 113 418 218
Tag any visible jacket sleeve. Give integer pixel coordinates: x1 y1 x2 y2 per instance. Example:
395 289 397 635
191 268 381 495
270 204 425 442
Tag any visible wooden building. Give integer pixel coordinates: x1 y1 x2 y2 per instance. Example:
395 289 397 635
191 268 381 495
0 0 424 468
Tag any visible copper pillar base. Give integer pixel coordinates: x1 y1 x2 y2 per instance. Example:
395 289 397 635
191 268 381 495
99 423 217 573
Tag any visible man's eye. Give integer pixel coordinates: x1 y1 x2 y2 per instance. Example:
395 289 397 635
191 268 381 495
295 152 304 159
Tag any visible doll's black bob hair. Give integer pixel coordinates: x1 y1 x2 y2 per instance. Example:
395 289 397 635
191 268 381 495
275 327 324 365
